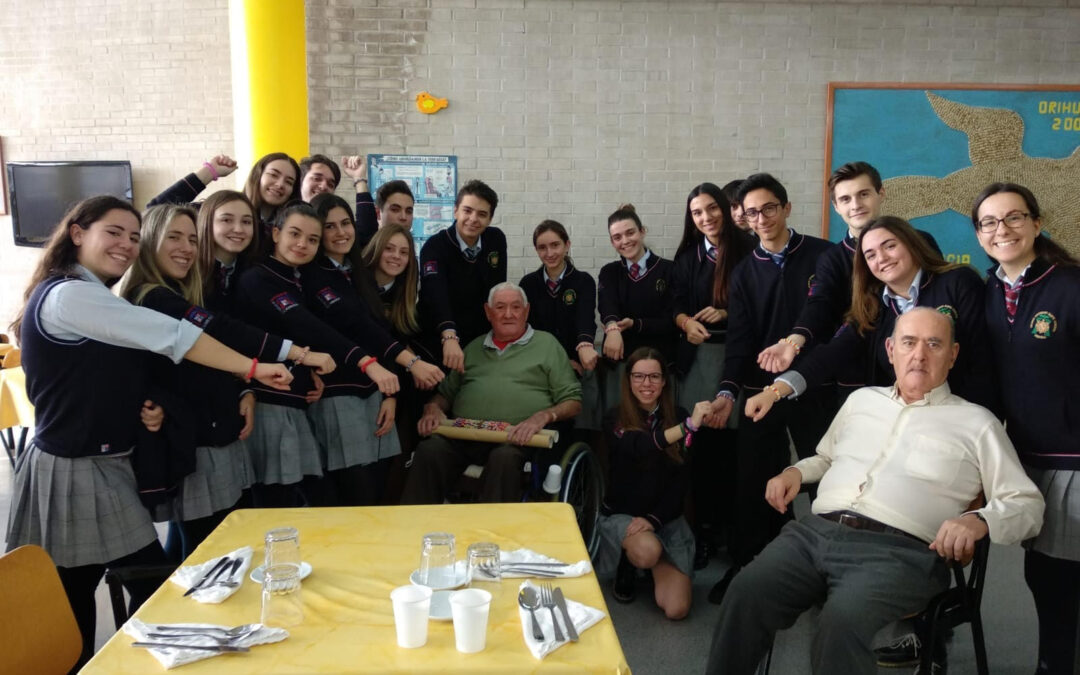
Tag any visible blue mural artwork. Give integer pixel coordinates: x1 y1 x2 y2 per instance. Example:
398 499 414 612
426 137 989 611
827 84 1080 269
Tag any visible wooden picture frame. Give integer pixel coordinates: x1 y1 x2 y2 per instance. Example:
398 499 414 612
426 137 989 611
824 82 1080 263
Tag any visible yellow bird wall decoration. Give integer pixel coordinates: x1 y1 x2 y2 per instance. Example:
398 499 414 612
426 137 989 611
416 92 448 115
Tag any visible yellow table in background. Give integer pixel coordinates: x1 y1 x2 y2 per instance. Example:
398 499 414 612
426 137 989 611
0 366 33 465
82 503 630 674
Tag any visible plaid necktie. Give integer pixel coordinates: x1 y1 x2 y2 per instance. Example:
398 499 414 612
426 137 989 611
706 247 718 264
1004 277 1023 323
629 264 641 280
464 247 479 262
768 251 786 268
547 279 558 293
645 412 656 429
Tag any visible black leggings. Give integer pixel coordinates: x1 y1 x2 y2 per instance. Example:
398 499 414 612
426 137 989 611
163 490 253 562
250 476 334 508
56 540 167 671
1025 549 1080 675
326 458 393 506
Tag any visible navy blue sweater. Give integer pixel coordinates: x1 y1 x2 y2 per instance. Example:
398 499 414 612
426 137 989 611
597 251 677 364
718 231 832 396
519 262 597 361
985 258 1080 470
602 407 690 529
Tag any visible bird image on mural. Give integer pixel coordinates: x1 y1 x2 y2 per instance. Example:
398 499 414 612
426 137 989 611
416 92 448 114
881 91 1080 255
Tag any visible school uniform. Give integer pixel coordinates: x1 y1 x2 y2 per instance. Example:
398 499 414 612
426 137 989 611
418 224 508 350
717 230 833 569
520 262 601 430
985 257 1080 673
147 172 210 207
5 266 203 663
354 190 378 250
233 257 365 494
300 256 402 503
595 408 694 579
789 266 999 414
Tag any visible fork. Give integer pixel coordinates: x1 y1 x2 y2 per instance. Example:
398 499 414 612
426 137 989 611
540 583 565 642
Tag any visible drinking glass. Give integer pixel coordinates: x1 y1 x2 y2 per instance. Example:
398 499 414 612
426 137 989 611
265 527 301 573
261 564 303 628
466 542 501 599
418 532 456 587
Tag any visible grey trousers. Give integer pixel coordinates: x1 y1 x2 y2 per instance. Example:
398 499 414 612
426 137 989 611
707 514 950 675
400 435 527 504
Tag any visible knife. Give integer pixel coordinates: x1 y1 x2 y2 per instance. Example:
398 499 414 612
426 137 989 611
132 641 249 653
500 566 564 577
500 562 570 567
183 557 230 597
552 587 578 642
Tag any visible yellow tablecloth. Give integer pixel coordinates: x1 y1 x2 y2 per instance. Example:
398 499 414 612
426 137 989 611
82 503 631 674
0 366 33 431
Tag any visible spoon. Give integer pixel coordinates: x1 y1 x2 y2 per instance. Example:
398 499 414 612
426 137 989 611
518 587 545 641
150 623 261 644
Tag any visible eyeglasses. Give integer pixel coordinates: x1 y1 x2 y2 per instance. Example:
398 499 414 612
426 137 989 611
743 202 782 222
630 372 664 384
976 211 1030 234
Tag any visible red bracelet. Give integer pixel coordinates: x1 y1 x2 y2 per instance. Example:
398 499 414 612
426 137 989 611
245 358 258 381
360 356 377 373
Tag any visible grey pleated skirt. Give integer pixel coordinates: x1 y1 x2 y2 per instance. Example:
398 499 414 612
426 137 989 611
307 395 401 471
593 513 696 579
5 444 158 568
1024 466 1080 561
177 439 255 522
600 361 627 416
678 342 725 409
574 368 603 431
246 403 323 486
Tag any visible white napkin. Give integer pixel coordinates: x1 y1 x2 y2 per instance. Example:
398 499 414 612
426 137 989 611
517 581 606 660
123 618 287 669
169 546 253 603
498 547 593 578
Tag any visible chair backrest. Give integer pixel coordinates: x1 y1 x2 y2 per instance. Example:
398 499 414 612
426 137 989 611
2 347 20 368
0 545 83 675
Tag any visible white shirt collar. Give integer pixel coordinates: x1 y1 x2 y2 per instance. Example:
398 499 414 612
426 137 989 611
626 249 651 273
890 380 952 407
995 263 1031 288
483 324 535 352
546 264 568 285
882 269 924 311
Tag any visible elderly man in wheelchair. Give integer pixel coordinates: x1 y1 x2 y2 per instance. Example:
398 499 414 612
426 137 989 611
401 282 583 505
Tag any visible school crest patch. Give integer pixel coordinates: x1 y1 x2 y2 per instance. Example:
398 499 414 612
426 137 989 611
613 424 624 438
184 305 212 328
655 278 667 294
271 292 299 314
562 289 577 305
488 251 500 268
1030 311 1057 339
423 261 438 276
316 286 341 308
935 305 957 322
807 274 817 296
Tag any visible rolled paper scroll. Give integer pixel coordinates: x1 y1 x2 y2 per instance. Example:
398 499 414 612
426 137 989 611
432 418 559 449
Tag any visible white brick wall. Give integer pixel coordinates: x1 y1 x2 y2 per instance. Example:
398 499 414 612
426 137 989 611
2 0 1079 332
309 0 1080 286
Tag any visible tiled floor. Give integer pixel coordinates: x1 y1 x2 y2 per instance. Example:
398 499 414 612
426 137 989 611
1 446 1043 674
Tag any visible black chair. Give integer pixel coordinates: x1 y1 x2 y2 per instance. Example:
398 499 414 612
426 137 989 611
917 536 991 675
103 564 177 630
759 536 992 675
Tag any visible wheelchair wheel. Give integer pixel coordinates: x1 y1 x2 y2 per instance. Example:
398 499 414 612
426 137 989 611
558 442 604 558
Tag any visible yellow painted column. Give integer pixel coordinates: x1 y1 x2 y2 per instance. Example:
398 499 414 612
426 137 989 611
228 0 309 171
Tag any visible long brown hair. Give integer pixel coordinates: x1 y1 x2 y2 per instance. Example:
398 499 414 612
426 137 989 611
971 182 1079 268
616 347 683 463
243 152 300 217
120 204 203 306
847 216 961 335
361 223 421 336
676 182 754 307
10 196 142 340
196 190 257 296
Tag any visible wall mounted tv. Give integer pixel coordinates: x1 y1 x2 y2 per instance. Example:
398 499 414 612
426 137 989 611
7 161 134 247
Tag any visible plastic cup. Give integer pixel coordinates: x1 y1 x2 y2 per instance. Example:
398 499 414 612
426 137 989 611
391 584 433 648
261 564 303 628
449 588 492 653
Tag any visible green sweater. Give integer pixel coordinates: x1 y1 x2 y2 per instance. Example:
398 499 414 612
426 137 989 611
440 328 582 424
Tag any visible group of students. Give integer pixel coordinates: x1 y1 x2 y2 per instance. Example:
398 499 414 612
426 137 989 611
3 149 1077 674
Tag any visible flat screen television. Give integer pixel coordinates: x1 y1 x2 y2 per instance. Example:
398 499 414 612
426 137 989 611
7 161 134 247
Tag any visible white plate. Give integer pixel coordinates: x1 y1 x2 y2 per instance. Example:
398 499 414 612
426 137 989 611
250 561 313 584
429 590 454 621
409 561 468 591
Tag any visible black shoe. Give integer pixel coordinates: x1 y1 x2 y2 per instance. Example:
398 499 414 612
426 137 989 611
707 565 740 605
876 633 922 667
694 539 712 570
613 552 637 604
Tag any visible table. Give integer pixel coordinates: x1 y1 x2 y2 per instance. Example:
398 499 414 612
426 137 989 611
81 503 631 674
0 366 32 466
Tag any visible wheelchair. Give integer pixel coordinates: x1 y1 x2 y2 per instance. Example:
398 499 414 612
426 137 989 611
451 433 606 558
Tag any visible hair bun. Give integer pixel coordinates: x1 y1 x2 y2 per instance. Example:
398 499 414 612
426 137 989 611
617 203 636 213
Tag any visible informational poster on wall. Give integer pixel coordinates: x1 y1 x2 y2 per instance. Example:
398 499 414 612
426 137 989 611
367 154 457 252
825 83 1080 267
